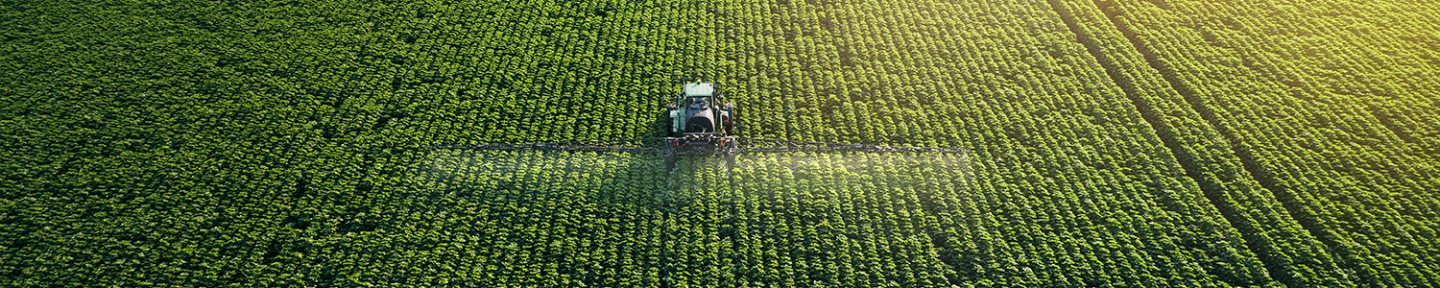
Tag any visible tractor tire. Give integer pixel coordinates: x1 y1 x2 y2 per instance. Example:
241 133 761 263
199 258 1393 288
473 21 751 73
724 141 738 169
723 103 736 135
663 104 678 137
663 151 677 171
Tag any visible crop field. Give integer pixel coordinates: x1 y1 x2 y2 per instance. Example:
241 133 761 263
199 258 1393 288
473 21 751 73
1 0 1436 287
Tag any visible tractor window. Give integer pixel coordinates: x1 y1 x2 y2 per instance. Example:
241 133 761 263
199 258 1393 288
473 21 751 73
686 97 709 109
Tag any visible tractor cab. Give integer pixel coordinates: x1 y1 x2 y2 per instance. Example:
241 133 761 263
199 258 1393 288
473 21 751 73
666 82 734 136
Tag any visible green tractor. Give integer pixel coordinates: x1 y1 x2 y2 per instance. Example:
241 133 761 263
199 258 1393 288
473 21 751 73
660 81 739 169
665 82 735 137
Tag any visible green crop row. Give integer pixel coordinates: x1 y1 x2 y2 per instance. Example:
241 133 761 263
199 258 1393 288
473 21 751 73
395 151 971 286
703 0 1274 285
1094 0 1440 286
1046 0 1352 286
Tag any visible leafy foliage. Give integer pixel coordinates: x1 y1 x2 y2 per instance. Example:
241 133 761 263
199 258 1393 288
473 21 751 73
1046 0 1352 286
1092 0 1440 286
1 0 1431 287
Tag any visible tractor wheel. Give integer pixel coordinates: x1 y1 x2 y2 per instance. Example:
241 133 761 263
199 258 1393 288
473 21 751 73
663 151 677 170
663 104 678 137
724 141 738 169
723 102 736 135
